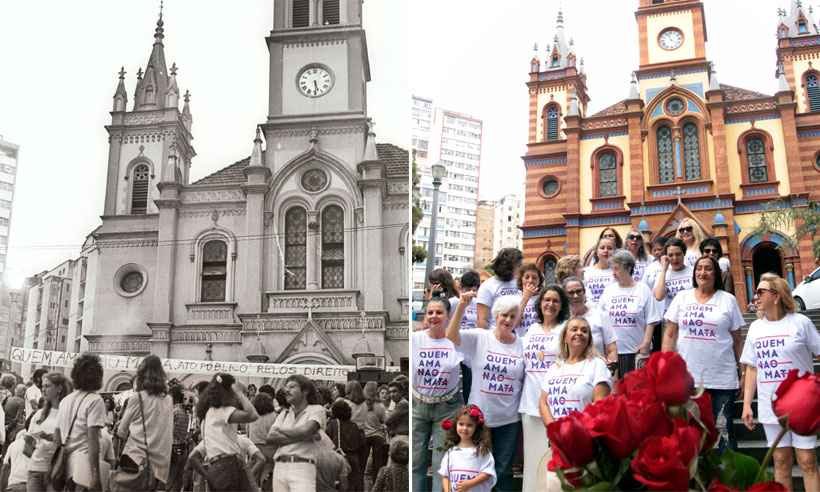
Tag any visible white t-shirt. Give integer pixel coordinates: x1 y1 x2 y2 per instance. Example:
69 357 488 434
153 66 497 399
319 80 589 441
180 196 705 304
632 258 649 283
665 289 745 389
598 282 661 354
740 313 820 424
516 294 539 338
518 323 561 417
583 266 614 306
202 406 241 457
656 265 693 311
412 330 463 398
643 260 662 291
476 277 520 327
684 249 700 269
542 357 612 418
25 385 42 419
459 329 525 427
583 307 615 358
438 446 496 492
3 434 29 486
719 257 730 273
450 297 478 330
29 408 59 472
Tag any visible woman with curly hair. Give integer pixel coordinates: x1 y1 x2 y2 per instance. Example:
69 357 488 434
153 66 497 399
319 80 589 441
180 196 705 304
555 255 583 285
114 355 174 490
476 248 524 329
26 372 70 492
438 405 495 492
195 373 259 491
516 263 544 338
58 353 107 492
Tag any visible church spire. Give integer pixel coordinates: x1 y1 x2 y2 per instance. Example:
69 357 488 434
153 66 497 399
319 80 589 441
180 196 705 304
182 89 192 132
113 67 128 112
134 2 171 110
778 0 819 37
545 8 577 70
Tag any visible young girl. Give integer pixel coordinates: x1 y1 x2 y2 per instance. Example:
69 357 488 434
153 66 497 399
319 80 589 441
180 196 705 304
438 405 496 492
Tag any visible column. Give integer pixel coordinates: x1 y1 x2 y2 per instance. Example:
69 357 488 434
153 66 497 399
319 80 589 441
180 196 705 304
103 132 123 215
306 211 320 290
744 266 754 306
242 169 269 307
151 182 181 357
358 163 384 310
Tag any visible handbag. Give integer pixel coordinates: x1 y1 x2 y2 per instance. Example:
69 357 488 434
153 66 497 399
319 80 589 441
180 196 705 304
51 393 89 491
112 392 157 490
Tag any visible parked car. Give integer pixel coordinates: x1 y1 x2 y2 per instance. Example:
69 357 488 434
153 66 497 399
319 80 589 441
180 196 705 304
791 266 820 311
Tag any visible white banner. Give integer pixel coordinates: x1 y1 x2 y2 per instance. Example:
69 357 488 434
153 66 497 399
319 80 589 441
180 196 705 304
9 346 383 383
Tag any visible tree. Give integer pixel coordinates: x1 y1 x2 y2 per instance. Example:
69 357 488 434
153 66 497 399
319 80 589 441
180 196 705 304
411 150 427 264
753 199 820 259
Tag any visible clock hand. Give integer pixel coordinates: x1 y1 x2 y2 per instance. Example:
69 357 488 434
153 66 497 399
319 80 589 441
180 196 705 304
314 80 319 91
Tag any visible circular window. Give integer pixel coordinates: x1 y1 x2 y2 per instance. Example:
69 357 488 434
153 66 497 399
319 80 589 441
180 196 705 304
540 177 560 198
665 97 685 116
113 263 148 298
300 168 329 193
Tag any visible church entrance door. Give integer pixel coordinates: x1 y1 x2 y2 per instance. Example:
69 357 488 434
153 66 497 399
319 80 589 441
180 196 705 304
752 242 783 288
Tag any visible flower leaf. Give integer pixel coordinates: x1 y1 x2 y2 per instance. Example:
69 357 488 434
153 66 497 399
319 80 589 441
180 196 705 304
718 449 760 489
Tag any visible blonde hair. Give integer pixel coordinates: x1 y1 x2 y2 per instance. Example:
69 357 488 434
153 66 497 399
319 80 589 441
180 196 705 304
557 316 596 361
556 255 582 284
758 273 795 315
676 218 706 249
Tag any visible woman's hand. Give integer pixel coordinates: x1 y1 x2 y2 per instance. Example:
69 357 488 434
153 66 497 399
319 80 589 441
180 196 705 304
522 283 539 300
636 341 651 355
741 405 755 431
232 382 247 395
459 291 476 306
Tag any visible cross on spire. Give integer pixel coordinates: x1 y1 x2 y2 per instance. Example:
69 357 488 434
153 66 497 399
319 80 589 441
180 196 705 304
118 67 126 80
183 89 190 103
170 62 178 76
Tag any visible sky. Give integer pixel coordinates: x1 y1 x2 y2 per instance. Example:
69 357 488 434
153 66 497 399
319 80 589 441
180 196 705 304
410 0 792 203
1 0 408 288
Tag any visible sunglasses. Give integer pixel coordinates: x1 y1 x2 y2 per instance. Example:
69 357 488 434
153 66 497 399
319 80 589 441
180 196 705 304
702 248 718 254
754 288 776 297
678 226 693 233
626 234 642 240
566 289 585 297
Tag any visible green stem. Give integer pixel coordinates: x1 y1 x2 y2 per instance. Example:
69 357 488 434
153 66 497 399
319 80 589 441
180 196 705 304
693 473 707 492
754 425 788 484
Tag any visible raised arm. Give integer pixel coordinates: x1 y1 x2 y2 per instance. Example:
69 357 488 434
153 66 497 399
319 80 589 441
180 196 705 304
653 257 669 302
227 384 259 424
446 291 476 346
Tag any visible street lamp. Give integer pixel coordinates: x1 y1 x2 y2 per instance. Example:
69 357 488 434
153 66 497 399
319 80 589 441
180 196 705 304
424 163 447 286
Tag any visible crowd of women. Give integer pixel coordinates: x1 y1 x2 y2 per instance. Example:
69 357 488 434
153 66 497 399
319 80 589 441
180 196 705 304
0 354 410 492
412 220 820 492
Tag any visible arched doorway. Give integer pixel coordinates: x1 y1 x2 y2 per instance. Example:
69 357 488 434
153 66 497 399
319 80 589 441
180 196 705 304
752 242 783 288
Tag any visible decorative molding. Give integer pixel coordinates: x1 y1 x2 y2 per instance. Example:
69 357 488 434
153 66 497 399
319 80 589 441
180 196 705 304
87 340 151 353
170 328 242 344
386 325 408 339
179 208 246 218
264 125 365 139
186 303 237 324
650 184 709 198
574 215 631 227
240 315 386 332
637 66 706 81
725 102 777 114
580 118 628 131
97 239 158 249
523 156 567 168
383 200 409 210
798 129 820 138
522 226 566 238
124 112 164 125
591 199 625 211
580 129 629 141
283 39 346 49
266 290 360 314
725 113 780 125
630 203 675 216
387 182 409 194
182 189 245 204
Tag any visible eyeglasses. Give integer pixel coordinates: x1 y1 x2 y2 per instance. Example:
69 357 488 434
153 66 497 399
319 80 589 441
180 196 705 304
754 288 777 297
702 248 718 255
626 234 642 240
678 226 693 233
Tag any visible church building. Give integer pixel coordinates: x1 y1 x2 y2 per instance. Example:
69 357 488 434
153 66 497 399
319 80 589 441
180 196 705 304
23 0 410 388
522 0 820 309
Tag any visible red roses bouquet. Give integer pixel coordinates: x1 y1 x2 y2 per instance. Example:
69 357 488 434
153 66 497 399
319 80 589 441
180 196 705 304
546 352 817 491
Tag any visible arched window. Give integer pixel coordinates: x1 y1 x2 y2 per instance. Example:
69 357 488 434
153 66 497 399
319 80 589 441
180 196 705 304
130 164 150 214
682 122 701 180
284 207 307 290
807 73 820 112
322 0 340 25
201 240 227 302
321 205 344 289
544 104 560 141
746 136 768 183
597 151 618 197
543 256 557 285
657 125 674 183
292 0 309 27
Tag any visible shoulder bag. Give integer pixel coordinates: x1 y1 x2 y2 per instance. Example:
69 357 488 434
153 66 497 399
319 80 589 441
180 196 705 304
51 393 90 491
112 392 157 490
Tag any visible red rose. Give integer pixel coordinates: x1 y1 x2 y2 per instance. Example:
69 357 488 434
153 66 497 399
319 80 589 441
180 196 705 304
707 480 739 492
747 482 788 492
773 369 820 436
671 421 701 466
630 434 691 490
441 419 453 431
645 352 694 405
692 391 719 450
626 398 673 442
619 366 656 401
547 413 595 468
578 395 638 459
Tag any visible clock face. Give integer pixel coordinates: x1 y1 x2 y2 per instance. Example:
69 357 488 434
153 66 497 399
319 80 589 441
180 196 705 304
297 65 334 98
659 29 684 50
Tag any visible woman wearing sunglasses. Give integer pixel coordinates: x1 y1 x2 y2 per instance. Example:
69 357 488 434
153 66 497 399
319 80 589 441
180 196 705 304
740 275 820 491
675 218 706 269
624 230 650 282
653 238 693 313
562 276 617 365
662 255 744 452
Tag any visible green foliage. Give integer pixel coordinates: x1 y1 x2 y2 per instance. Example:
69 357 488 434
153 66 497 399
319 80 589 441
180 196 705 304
754 199 820 259
412 245 427 264
718 449 761 490
411 151 427 262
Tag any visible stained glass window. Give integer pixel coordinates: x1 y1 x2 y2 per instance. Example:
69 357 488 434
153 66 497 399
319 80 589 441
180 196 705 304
683 123 702 180
201 240 227 302
598 151 618 197
808 73 820 112
131 164 149 214
284 207 307 290
657 126 674 183
321 205 344 289
543 257 557 285
746 137 768 183
546 106 560 141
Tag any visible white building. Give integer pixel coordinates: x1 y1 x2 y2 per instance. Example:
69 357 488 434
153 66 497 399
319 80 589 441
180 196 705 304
0 137 18 281
493 194 523 253
412 96 482 292
20 0 409 387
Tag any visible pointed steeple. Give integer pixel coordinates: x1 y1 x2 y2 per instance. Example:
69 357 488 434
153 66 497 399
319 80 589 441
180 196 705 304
780 0 819 37
250 127 264 167
777 64 791 93
362 119 378 162
709 62 720 91
181 89 192 132
628 72 640 99
166 62 179 108
544 8 576 70
135 3 171 110
113 67 128 112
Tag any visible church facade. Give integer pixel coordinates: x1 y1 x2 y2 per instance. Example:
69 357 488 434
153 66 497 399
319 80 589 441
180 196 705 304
522 0 820 309
27 0 409 389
